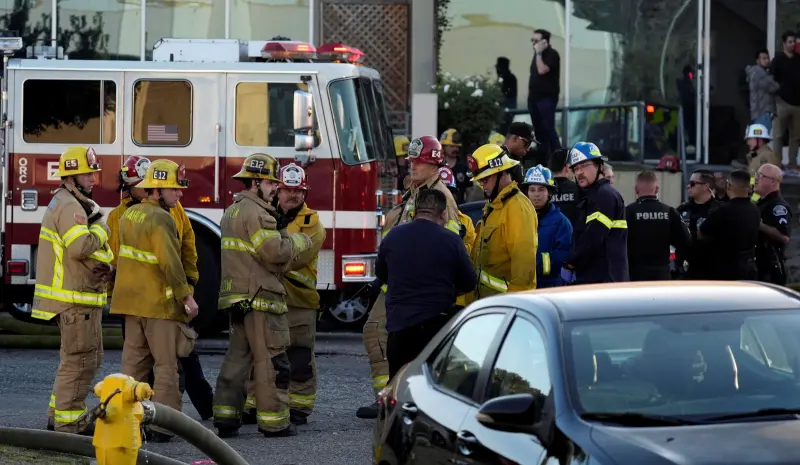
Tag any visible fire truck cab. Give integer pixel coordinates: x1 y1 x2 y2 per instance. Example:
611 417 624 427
0 37 392 333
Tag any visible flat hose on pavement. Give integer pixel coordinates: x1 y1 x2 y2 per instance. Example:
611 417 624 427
0 426 187 465
144 401 249 465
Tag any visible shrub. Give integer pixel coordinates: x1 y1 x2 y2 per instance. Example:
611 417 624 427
434 73 505 152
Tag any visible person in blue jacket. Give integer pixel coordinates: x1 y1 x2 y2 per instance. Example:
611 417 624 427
561 142 630 284
521 165 573 287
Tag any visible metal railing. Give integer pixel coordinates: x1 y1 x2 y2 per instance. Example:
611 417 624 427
506 101 688 171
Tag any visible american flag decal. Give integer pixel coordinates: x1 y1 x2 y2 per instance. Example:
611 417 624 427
147 124 179 142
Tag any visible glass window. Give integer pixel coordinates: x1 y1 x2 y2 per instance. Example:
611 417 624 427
430 313 505 399
144 0 225 60
328 78 378 165
565 310 800 420
0 0 54 58
486 317 550 401
132 80 192 146
234 82 319 148
22 80 117 144
57 0 141 60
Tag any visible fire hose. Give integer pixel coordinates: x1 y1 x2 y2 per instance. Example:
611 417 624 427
0 426 185 465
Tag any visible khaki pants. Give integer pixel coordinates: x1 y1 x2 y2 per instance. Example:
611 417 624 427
286 307 317 417
121 316 195 434
213 311 291 433
47 307 103 433
774 97 800 168
362 292 389 395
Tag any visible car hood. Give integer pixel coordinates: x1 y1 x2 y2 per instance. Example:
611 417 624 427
591 420 800 464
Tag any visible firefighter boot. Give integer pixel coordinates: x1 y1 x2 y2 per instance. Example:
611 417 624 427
259 423 297 438
356 403 379 419
358 294 388 420
93 373 154 465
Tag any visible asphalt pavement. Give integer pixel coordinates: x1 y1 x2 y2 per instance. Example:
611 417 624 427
0 333 375 465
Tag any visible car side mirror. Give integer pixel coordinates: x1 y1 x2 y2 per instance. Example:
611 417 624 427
476 393 542 435
293 90 313 132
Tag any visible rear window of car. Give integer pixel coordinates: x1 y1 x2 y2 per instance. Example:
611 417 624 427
564 310 800 420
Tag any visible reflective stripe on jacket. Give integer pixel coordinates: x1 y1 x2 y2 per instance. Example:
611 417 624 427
107 199 198 298
110 200 193 321
456 211 477 307
398 173 461 235
282 203 326 310
218 191 312 314
467 182 538 304
536 203 573 288
31 185 112 320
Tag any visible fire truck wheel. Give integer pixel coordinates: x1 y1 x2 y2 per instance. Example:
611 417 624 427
192 229 222 336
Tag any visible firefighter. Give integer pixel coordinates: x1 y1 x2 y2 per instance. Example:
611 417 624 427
488 131 506 146
440 128 470 202
212 153 312 439
394 135 410 190
754 163 792 284
465 144 538 303
625 170 691 281
561 142 629 284
745 123 779 180
520 165 573 288
356 135 462 419
37 146 112 435
111 159 199 443
439 166 477 308
275 163 326 424
106 155 213 421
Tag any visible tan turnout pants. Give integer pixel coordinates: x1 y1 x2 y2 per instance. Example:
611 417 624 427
213 310 291 432
47 306 103 433
362 292 389 395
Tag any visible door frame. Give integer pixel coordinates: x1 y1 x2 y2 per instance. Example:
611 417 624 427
697 0 776 164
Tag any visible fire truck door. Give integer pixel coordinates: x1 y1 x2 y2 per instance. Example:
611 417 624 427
122 71 225 210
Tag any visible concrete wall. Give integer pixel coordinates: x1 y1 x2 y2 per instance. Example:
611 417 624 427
614 170 684 208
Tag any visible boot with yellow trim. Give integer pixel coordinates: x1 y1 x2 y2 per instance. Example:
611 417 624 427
259 423 297 438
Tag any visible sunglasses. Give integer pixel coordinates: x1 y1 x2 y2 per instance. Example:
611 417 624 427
688 180 707 187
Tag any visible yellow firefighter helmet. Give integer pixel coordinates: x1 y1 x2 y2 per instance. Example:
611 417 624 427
394 136 411 157
487 131 506 146
468 144 519 182
56 146 102 177
233 153 280 181
137 159 189 189
439 128 462 147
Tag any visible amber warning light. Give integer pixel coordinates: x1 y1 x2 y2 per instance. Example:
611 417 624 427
344 262 367 277
262 41 316 60
316 42 365 64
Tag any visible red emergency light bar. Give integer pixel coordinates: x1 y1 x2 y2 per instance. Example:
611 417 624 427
262 41 316 60
317 42 365 64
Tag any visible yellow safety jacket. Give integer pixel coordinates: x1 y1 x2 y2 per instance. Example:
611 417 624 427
110 200 193 322
455 211 477 307
282 203 327 310
467 182 538 305
107 198 198 297
31 184 113 320
218 191 312 314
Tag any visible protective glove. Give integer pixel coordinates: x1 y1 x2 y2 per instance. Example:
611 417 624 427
560 267 576 284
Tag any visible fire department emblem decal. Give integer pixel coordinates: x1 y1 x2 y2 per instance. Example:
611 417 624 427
282 164 303 187
85 147 97 165
407 139 423 158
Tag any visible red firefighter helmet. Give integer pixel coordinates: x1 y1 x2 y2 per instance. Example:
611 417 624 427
407 136 445 166
278 163 308 190
438 166 457 189
656 155 681 173
120 155 151 185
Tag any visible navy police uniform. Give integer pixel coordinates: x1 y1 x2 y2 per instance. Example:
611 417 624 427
756 191 792 285
625 196 691 281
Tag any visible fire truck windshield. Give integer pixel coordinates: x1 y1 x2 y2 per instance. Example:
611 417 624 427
329 77 382 165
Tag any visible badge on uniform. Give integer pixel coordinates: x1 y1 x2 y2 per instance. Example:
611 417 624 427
74 212 87 225
456 172 465 182
773 205 788 217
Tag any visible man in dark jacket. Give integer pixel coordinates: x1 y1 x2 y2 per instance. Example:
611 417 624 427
625 171 690 281
548 148 580 227
561 142 629 284
376 189 476 379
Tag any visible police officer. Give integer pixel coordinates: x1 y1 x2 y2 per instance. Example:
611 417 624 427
753 163 792 284
212 153 312 439
625 170 691 281
677 170 723 278
37 146 112 435
561 142 629 284
697 169 761 280
547 148 580 227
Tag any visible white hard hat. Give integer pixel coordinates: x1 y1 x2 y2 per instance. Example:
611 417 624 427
744 123 771 141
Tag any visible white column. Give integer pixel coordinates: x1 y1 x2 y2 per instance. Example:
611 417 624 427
225 0 231 39
564 0 571 106
695 0 703 159
767 0 776 57
308 0 315 44
51 0 57 47
702 0 711 164
140 0 146 60
410 0 437 137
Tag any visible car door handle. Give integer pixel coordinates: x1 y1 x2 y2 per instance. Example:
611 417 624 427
457 430 478 444
401 402 418 416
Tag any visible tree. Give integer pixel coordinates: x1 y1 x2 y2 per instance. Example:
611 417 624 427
434 0 451 79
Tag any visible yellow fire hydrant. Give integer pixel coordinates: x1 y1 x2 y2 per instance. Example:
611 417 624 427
92 373 154 465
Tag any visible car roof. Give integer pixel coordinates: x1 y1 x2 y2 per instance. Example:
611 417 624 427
500 281 800 322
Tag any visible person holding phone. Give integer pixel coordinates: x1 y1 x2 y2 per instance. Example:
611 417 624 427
529 29 562 158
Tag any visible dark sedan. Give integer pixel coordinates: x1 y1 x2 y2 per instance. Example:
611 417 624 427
372 281 800 464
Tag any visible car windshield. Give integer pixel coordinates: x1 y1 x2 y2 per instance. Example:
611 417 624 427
565 310 800 421
328 77 381 165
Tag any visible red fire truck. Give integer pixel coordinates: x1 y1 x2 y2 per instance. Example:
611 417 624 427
0 37 394 333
